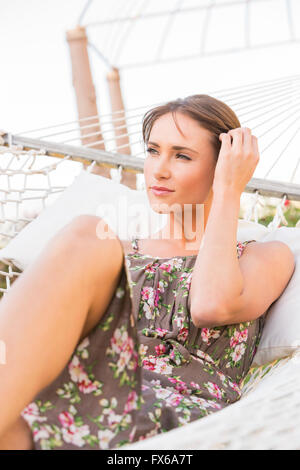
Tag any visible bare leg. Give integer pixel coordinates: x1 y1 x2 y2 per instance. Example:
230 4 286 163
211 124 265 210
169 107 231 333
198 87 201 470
0 215 123 445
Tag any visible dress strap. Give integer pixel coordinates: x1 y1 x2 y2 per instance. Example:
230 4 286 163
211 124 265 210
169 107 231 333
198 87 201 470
237 239 256 258
131 236 139 252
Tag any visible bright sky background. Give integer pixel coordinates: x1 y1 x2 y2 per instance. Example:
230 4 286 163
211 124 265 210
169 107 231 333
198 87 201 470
1 0 300 218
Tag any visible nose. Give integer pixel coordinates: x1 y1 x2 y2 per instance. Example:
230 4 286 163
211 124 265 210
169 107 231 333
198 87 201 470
152 154 171 180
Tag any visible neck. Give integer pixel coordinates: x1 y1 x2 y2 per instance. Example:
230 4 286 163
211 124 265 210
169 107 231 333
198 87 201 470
155 194 213 252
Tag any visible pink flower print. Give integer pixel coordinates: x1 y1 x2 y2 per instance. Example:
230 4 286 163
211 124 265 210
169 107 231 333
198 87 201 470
154 289 160 308
142 357 156 371
236 242 245 258
168 377 177 385
179 272 192 290
143 302 153 320
196 349 215 365
166 393 183 407
159 258 183 273
141 286 154 303
144 263 158 274
190 381 200 389
124 390 139 413
155 387 172 400
68 356 99 394
230 342 246 363
21 402 47 427
68 356 88 383
206 399 222 410
168 377 189 395
169 349 176 363
59 411 74 428
155 357 173 374
230 329 248 348
173 314 183 329
155 344 167 356
141 287 155 319
33 425 51 442
107 411 124 428
185 272 192 290
110 327 129 355
204 381 223 399
142 355 173 374
150 379 161 387
159 263 172 274
98 429 116 450
201 328 221 345
239 328 248 342
155 328 169 338
77 337 89 350
230 330 241 348
118 336 138 373
228 380 242 397
177 326 188 342
157 279 166 294
79 376 99 394
139 343 148 357
59 412 90 446
216 371 226 383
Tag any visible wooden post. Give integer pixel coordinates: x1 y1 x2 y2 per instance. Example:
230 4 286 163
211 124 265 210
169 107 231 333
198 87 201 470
66 25 110 178
106 67 137 189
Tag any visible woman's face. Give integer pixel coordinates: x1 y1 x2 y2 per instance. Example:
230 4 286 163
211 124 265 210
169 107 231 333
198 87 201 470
144 112 217 213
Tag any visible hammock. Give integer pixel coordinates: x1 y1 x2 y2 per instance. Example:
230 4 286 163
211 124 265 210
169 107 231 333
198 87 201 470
1 84 300 449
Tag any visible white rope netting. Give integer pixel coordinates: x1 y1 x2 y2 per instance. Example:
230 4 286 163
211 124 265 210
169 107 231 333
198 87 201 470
77 0 300 71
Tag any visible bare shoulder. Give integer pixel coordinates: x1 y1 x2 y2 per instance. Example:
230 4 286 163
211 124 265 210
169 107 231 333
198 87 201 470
222 239 296 323
242 239 295 262
240 239 295 275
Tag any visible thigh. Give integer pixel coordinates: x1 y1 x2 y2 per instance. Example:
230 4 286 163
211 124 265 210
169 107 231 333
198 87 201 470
76 216 125 341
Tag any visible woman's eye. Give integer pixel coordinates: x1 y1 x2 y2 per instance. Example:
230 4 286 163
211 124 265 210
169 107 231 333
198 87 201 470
176 154 191 160
146 148 190 160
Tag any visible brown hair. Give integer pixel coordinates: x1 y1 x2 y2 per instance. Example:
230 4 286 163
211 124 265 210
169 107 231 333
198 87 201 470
142 94 241 161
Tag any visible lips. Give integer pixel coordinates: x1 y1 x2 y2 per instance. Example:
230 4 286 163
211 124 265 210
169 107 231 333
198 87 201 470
151 186 174 192
150 186 175 197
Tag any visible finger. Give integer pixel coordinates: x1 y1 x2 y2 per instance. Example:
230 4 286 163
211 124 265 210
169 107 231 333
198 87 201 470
219 133 232 153
251 135 260 159
243 127 252 155
228 128 243 153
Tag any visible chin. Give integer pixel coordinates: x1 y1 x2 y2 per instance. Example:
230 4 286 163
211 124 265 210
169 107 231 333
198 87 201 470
150 205 170 214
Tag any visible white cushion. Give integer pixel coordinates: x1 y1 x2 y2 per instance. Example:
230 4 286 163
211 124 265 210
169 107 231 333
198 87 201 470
0 170 299 367
250 226 300 366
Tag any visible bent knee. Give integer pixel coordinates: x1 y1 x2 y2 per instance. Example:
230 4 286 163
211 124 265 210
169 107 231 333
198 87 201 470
61 215 116 241
60 215 123 260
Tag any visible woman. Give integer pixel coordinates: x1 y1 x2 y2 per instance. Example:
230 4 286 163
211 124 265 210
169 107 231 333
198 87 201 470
0 94 295 450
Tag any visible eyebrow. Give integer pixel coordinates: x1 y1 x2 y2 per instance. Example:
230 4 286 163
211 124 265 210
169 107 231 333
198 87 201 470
147 141 199 155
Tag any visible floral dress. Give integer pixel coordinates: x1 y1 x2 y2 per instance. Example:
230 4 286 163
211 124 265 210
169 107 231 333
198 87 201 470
20 237 267 450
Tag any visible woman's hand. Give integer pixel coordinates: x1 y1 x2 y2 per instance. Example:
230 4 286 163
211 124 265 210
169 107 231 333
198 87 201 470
212 127 260 197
